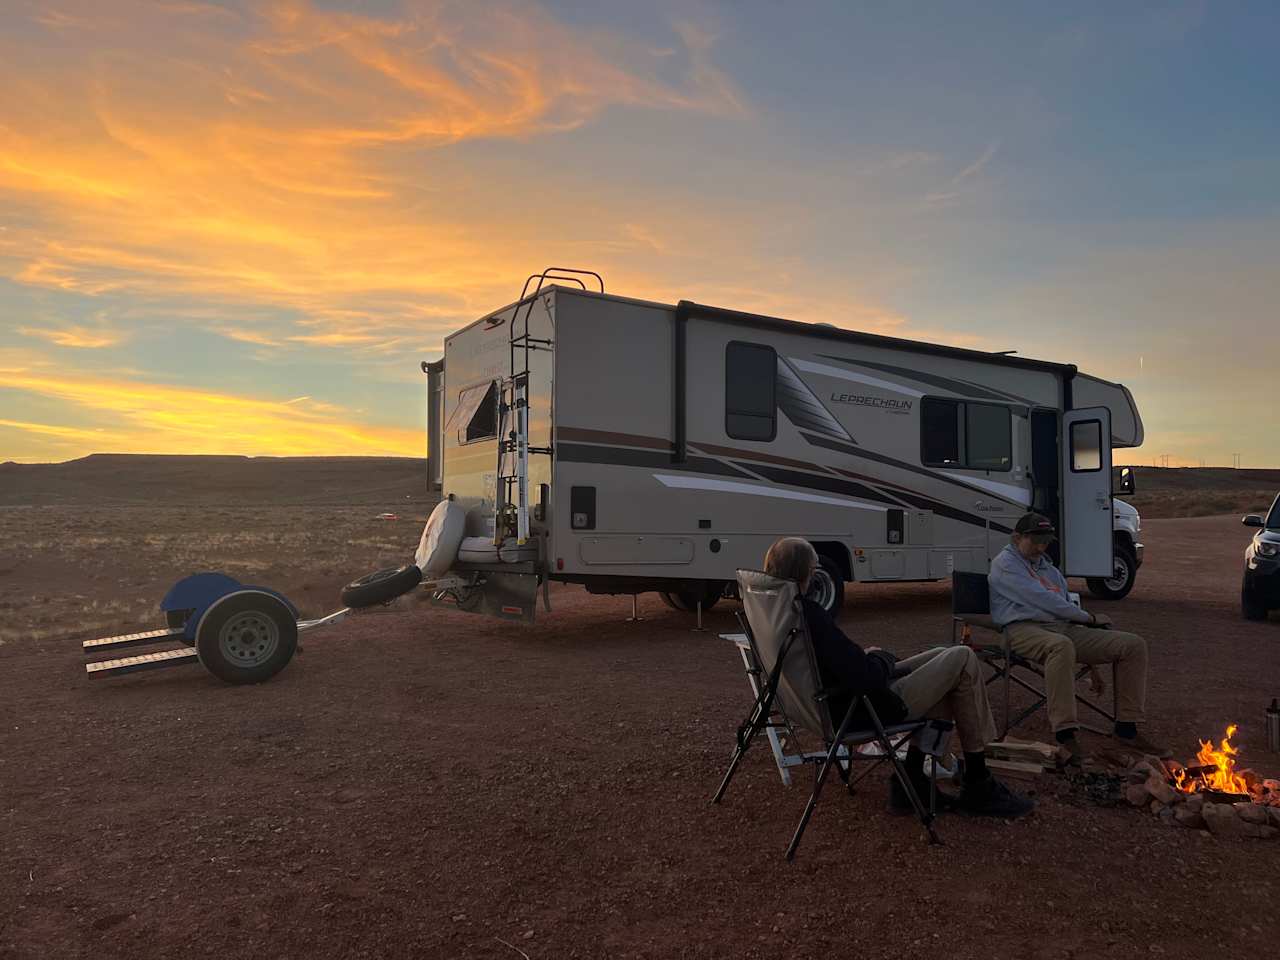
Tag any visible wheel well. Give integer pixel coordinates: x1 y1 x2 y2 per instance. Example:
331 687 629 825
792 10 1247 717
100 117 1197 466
1113 531 1135 553
810 541 852 581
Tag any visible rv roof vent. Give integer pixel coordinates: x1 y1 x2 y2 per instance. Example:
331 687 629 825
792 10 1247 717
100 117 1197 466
814 322 839 329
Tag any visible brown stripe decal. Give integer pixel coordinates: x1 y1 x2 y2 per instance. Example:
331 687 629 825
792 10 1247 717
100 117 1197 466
557 426 674 451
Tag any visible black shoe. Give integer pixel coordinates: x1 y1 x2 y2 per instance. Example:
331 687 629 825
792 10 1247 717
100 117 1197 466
958 775 1035 819
888 774 957 815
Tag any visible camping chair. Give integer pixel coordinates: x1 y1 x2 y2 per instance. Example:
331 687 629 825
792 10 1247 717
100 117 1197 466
950 571 1117 739
712 569 945 860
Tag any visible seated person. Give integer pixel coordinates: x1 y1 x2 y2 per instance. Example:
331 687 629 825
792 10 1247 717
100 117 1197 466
764 537 1033 819
988 512 1169 763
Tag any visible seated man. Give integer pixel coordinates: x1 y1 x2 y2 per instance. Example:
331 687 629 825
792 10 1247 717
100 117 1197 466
763 537 1033 819
988 512 1169 763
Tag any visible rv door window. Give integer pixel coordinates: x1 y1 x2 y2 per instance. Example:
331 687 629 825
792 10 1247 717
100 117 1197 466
921 397 1011 471
725 341 776 441
446 380 499 445
1070 419 1103 472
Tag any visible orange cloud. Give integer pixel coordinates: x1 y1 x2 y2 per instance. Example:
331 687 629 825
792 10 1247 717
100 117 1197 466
0 367 422 458
0 0 748 351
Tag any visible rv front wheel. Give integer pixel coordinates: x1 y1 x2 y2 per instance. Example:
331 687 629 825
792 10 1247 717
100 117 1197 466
1086 546 1137 601
806 556 845 615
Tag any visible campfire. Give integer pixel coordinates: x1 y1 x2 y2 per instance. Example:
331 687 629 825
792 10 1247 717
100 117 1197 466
1124 723 1280 839
1170 725 1280 806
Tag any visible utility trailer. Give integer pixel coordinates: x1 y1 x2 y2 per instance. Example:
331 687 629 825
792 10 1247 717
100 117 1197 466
422 269 1144 621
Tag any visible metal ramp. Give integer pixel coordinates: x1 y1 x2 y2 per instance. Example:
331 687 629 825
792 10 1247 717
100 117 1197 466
86 647 200 677
83 627 188 653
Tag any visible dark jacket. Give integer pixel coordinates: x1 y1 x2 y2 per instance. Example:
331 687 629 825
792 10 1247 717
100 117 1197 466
800 598 909 730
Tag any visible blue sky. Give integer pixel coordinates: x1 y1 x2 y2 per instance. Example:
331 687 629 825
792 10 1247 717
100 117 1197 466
0 0 1276 464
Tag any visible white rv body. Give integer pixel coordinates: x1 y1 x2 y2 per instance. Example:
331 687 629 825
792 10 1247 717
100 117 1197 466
425 285 1143 620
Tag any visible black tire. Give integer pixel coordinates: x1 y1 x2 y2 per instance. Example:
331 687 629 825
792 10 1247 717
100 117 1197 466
1242 579 1269 621
807 554 845 615
195 592 297 685
658 582 725 612
1086 546 1138 601
341 565 423 609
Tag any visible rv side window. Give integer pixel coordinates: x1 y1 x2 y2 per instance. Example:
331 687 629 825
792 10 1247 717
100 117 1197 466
446 380 499 445
725 341 776 441
966 403 1012 471
1070 419 1103 472
921 398 962 465
921 397 1012 471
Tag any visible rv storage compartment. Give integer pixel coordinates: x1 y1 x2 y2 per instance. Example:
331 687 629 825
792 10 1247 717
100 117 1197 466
579 537 695 566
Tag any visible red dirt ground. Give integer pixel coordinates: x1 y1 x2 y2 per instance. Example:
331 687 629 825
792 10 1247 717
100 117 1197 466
2 512 1278 959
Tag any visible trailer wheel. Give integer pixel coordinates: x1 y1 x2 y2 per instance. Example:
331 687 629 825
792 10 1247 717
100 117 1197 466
1086 545 1137 601
659 582 724 613
341 564 423 609
1242 578 1269 621
806 555 845 615
195 591 297 685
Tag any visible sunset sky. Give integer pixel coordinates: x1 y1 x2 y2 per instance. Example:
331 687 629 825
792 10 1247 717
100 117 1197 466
1 1 1276 466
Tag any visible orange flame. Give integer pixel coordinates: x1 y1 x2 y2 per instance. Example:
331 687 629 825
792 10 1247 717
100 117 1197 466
1173 724 1252 796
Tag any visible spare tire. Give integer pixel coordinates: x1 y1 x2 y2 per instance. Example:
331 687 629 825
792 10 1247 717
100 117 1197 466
416 499 466 576
341 565 423 609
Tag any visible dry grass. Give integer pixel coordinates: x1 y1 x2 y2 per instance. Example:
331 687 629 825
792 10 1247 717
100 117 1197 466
1127 491 1274 519
0 505 427 646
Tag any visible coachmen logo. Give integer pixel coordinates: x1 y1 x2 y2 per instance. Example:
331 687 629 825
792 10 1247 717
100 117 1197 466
829 393 913 414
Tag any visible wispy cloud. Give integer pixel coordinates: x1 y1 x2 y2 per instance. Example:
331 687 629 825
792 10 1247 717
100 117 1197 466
16 324 126 348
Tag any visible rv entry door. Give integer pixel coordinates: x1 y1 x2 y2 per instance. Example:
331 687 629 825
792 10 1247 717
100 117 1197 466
1060 407 1112 577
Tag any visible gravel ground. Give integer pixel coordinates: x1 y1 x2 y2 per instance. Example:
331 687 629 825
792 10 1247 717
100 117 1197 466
1 513 1278 959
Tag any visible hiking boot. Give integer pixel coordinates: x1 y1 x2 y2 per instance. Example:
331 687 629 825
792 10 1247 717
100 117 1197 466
888 773 957 815
958 775 1035 819
1115 731 1173 759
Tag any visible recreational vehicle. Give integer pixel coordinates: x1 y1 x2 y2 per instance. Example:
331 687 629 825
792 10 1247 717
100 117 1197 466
419 271 1144 621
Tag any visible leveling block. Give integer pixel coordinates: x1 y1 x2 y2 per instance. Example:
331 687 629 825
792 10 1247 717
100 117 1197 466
81 572 351 684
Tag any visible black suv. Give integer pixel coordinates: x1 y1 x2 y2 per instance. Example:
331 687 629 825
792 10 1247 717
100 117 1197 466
1242 493 1280 620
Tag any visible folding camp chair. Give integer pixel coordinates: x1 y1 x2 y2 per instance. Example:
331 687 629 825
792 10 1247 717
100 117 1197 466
712 569 945 860
950 571 1116 739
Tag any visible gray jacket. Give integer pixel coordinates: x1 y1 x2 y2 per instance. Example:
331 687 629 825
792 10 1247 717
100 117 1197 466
988 544 1092 628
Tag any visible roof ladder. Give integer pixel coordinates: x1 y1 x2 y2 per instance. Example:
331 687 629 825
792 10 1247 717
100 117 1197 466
494 269 602 546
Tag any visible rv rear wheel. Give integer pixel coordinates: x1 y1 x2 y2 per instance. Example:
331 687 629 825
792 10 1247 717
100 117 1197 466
807 556 845 615
1086 546 1137 601
659 583 724 613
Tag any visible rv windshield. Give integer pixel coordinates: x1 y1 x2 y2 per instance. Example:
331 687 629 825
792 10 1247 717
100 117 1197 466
1267 494 1280 530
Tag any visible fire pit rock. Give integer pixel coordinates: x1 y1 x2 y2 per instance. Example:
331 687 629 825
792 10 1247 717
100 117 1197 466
1173 805 1206 829
1201 802 1278 839
1235 802 1269 826
1123 757 1279 840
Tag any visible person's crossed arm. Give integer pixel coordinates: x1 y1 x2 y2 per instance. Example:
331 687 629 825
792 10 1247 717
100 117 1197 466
990 549 1094 625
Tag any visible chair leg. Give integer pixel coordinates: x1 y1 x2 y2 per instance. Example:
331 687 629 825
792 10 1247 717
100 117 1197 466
710 689 775 805
784 730 845 861
866 708 940 845
1001 655 1012 741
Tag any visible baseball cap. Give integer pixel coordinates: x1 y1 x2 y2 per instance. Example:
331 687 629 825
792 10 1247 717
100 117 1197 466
1014 513 1057 537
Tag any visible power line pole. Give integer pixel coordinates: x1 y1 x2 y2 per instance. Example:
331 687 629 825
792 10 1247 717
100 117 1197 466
1233 453 1241 469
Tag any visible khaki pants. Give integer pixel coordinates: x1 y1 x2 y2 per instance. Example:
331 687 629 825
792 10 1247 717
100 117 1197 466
1003 621 1147 733
889 646 997 753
